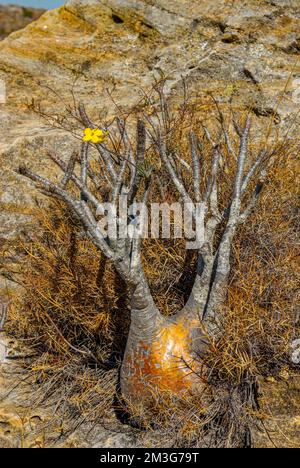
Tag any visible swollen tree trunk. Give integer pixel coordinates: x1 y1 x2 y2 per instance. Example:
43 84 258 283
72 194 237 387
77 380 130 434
120 270 205 401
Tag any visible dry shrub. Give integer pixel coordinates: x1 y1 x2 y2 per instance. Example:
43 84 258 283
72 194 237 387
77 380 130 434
4 98 299 446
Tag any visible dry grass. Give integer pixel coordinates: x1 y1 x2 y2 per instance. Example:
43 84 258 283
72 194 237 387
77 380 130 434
2 96 299 447
4 201 124 428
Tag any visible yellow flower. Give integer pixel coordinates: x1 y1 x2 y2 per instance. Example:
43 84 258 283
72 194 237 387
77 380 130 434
83 128 108 144
83 127 92 142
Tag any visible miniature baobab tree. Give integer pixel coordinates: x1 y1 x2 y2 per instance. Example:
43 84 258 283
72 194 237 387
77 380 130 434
18 82 281 405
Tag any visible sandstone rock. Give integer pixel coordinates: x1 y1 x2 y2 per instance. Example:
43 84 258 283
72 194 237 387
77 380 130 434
0 5 45 40
221 31 241 44
255 375 300 448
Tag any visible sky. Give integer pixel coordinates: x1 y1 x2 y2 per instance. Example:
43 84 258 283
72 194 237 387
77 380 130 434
0 0 63 8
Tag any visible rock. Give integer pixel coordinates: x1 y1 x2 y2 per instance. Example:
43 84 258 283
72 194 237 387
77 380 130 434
243 61 265 84
94 432 139 448
0 5 45 40
221 31 241 44
255 375 300 448
291 339 300 364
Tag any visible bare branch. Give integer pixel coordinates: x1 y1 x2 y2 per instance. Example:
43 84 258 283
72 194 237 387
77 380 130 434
60 150 77 189
136 119 146 163
184 242 215 315
129 120 146 202
233 116 251 201
80 142 88 187
95 144 117 183
242 149 268 193
78 103 94 128
211 95 237 160
130 179 151 272
156 128 193 206
17 165 115 260
46 151 102 212
116 117 136 189
231 108 243 137
204 146 220 207
202 125 216 148
157 82 171 134
240 179 265 223
0 298 9 330
173 151 192 173
189 131 201 202
112 156 129 205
